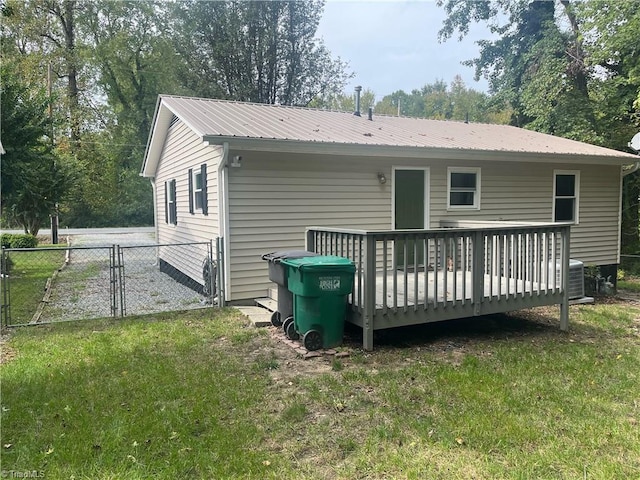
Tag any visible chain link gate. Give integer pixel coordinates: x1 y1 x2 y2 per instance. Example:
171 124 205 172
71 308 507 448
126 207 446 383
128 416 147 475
1 239 223 327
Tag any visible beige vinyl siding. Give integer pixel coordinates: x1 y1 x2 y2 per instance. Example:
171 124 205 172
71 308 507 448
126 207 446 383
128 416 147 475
226 151 393 300
225 152 621 302
430 161 621 266
155 120 221 284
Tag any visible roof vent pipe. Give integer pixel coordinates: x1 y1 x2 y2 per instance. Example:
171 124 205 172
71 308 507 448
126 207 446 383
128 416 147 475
368 107 373 121
354 86 362 117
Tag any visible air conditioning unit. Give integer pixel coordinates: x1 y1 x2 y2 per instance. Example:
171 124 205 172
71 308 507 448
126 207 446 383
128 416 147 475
554 259 585 299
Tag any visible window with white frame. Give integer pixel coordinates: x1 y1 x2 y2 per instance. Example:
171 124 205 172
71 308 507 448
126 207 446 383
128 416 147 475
553 170 579 223
165 179 177 225
188 164 208 215
448 167 480 209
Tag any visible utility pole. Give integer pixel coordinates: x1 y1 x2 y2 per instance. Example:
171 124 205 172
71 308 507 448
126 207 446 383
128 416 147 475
48 62 59 244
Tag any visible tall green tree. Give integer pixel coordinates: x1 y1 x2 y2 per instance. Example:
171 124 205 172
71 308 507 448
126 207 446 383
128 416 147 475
0 63 71 235
373 77 510 123
170 0 351 105
437 0 640 251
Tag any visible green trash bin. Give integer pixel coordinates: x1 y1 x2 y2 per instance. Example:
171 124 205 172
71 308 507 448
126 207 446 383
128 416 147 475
280 255 356 351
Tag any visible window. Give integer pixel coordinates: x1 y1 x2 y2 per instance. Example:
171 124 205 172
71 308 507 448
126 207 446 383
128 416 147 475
165 179 177 225
188 164 208 215
553 171 579 223
448 167 480 209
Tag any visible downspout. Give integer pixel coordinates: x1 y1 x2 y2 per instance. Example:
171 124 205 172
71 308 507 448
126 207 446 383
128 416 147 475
150 178 159 246
622 162 640 177
618 159 640 265
217 142 231 302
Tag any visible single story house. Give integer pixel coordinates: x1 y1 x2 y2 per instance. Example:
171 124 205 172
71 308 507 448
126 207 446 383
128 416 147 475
141 94 638 308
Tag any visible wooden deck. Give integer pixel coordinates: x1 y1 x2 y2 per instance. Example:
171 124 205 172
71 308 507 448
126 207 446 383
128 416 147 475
307 221 572 350
354 269 553 309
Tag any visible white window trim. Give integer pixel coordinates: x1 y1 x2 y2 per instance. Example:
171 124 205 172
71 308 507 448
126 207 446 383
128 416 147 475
447 167 481 210
166 179 177 226
193 170 203 211
553 170 580 224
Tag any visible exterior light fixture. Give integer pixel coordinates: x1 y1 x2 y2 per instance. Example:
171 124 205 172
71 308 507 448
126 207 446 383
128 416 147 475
377 172 387 184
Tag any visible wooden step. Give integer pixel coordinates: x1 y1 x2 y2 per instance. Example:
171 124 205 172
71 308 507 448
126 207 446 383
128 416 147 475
255 297 277 312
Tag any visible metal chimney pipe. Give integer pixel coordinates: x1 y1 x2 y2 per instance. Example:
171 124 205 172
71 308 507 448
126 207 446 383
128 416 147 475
368 107 373 121
354 86 362 117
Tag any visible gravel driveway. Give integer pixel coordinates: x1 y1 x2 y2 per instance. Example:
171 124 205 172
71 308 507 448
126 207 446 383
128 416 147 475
37 229 210 323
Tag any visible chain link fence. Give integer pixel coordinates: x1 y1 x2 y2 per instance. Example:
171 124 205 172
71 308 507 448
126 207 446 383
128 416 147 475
620 254 640 277
1 239 224 327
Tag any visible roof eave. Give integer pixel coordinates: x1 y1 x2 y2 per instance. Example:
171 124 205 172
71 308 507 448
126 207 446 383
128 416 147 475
201 136 633 166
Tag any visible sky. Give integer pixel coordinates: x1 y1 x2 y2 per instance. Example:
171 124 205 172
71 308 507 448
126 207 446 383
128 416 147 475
316 0 494 100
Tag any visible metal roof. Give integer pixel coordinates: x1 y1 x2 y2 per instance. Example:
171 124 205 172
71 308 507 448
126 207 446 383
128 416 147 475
141 94 638 177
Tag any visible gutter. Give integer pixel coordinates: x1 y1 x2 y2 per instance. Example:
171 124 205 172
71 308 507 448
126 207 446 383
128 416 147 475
622 162 640 177
217 142 231 302
201 135 636 166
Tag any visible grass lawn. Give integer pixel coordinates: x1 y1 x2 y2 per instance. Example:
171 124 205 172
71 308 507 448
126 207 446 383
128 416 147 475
1 302 639 479
1 248 67 326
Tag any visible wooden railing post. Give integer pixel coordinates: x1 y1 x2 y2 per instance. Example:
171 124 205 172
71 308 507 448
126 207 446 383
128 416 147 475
560 226 571 331
363 234 377 351
305 228 316 253
472 230 485 315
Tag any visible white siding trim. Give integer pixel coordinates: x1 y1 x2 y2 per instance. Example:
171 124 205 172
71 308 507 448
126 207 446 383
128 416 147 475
617 167 623 264
391 166 430 229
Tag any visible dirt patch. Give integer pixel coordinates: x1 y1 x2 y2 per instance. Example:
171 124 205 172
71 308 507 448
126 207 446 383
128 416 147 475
0 332 17 365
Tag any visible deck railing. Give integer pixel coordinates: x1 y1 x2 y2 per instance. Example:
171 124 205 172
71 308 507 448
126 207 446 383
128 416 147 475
306 221 571 350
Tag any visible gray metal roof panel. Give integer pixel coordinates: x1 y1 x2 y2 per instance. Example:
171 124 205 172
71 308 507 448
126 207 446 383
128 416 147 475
158 95 638 158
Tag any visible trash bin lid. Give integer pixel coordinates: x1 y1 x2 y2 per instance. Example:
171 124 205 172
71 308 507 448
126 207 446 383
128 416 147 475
261 250 319 262
280 255 356 272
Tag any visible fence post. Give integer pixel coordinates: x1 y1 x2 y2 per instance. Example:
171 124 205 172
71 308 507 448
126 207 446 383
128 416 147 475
117 245 126 317
109 246 117 317
1 247 9 326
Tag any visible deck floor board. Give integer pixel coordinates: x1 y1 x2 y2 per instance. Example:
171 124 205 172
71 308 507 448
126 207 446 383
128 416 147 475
352 269 554 309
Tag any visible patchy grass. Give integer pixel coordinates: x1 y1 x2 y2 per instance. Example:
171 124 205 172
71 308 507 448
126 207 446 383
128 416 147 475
1 248 66 325
1 302 639 479
619 278 640 292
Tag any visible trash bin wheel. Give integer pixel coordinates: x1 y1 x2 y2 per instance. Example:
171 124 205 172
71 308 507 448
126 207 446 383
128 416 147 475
283 316 299 341
303 330 323 351
270 311 282 327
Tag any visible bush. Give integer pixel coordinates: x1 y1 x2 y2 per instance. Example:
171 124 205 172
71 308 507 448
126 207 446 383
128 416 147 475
1 234 12 248
0 233 38 249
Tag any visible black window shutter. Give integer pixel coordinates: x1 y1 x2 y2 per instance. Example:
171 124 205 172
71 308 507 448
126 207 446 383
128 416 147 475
171 179 177 225
201 164 208 216
188 168 194 214
164 181 169 224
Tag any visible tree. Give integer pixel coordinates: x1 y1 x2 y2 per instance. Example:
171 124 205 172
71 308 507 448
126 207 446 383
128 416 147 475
437 0 596 136
170 0 351 105
0 63 70 235
437 0 640 250
373 77 510 123
309 88 376 113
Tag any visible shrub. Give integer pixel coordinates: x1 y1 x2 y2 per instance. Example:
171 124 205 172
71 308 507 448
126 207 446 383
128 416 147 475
1 234 13 248
0 234 38 249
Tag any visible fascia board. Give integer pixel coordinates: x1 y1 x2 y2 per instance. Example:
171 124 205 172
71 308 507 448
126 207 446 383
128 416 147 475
201 136 634 166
